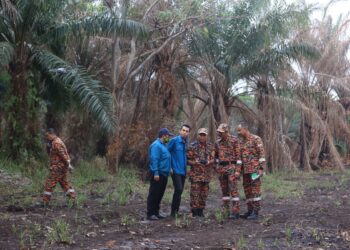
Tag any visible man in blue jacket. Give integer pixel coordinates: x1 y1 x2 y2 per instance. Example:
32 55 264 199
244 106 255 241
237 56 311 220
146 128 173 220
167 124 191 217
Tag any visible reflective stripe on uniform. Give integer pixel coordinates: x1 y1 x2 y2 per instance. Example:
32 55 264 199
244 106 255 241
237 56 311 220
66 189 75 194
236 160 242 165
43 191 52 196
252 197 261 201
231 197 240 201
222 196 231 201
259 158 265 162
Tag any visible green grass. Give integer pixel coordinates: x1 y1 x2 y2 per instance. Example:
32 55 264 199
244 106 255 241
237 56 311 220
120 214 136 226
263 172 303 199
213 208 228 224
72 159 109 188
237 233 247 250
304 179 337 190
46 218 73 245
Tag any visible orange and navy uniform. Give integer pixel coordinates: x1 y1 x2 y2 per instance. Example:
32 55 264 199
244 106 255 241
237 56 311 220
187 141 215 210
43 136 76 203
215 135 242 213
239 134 266 213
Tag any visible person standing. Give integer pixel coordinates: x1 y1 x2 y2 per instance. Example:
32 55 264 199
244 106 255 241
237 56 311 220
215 123 242 219
187 128 215 217
146 128 173 220
42 128 76 206
167 124 191 217
236 123 266 220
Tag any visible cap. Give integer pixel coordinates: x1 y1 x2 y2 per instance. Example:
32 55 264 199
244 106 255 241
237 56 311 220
217 123 229 133
158 128 174 137
46 128 55 134
197 128 208 135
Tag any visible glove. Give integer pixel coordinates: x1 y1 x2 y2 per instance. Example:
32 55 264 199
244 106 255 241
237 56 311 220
199 159 208 165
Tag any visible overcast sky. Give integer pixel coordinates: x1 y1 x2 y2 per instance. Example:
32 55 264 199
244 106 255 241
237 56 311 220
289 0 350 20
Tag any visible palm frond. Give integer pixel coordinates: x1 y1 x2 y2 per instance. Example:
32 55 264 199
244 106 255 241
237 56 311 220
241 42 319 76
49 14 148 41
0 41 14 66
0 0 22 24
33 49 116 133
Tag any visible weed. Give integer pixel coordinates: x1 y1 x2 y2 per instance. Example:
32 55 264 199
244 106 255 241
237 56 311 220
334 199 341 208
14 223 41 249
74 193 88 207
285 227 292 242
46 219 73 244
214 208 226 224
11 224 17 234
121 214 136 226
183 213 191 228
261 215 272 226
175 214 182 227
101 216 108 226
173 213 191 228
237 234 247 250
310 228 322 242
257 238 265 249
273 238 280 248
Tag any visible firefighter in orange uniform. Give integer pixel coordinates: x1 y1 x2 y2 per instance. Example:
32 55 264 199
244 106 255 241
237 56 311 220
215 123 242 219
42 128 76 206
187 128 215 217
237 123 266 220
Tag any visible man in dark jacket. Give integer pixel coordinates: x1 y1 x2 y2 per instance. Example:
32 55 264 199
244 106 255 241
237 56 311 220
146 128 173 220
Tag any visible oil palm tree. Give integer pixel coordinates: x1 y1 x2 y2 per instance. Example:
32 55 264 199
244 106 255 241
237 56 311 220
0 0 147 160
188 0 319 171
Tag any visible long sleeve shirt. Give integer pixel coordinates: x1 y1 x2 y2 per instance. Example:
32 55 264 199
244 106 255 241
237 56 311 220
167 135 187 176
149 138 171 177
49 136 70 170
239 134 266 174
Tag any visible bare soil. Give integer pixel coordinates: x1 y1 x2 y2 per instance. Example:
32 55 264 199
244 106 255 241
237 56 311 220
0 169 350 250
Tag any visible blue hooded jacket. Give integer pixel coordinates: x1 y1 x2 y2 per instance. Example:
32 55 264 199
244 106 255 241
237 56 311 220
149 138 171 176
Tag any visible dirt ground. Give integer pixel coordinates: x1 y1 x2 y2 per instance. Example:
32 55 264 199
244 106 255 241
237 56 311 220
0 169 350 250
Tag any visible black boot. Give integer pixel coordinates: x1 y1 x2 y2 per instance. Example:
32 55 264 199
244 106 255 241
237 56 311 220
246 211 258 220
191 209 198 217
240 210 253 219
198 209 205 217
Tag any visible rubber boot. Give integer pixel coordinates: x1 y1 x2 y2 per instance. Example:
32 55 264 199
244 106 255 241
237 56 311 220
198 209 205 217
240 210 253 219
246 211 258 220
191 209 198 217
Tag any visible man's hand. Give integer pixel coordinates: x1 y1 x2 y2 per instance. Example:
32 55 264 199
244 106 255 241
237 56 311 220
154 175 160 181
234 171 240 178
68 164 74 173
170 169 174 175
